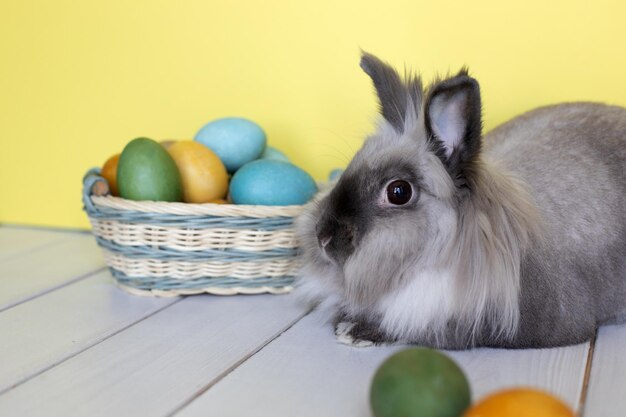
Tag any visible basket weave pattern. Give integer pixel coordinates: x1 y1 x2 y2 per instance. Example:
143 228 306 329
83 169 304 296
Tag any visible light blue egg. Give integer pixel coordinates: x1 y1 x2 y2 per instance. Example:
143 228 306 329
230 160 318 206
260 146 289 162
194 117 266 173
328 168 344 181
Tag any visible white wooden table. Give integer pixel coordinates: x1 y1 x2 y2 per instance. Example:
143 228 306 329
0 226 623 416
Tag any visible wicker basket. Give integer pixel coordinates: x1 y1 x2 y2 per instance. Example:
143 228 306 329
82 168 304 296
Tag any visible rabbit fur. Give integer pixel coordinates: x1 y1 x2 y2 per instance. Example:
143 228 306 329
295 52 626 349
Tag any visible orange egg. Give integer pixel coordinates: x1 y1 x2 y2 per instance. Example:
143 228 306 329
209 199 228 204
463 388 576 417
101 153 120 196
167 141 229 203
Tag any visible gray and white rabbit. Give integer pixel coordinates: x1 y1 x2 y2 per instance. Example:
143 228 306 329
295 52 626 349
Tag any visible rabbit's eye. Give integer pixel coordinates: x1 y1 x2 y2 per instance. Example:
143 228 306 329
386 180 412 205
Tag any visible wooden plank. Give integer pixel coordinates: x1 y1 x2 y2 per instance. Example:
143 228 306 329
0 270 179 393
0 227 71 262
452 343 588 411
175 309 589 417
583 323 626 417
0 294 309 417
0 233 105 311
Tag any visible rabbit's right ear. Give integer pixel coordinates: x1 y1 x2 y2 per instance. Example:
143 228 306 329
424 71 482 170
360 52 410 133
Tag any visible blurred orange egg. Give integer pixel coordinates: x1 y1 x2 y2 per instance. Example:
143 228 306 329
463 388 576 417
101 153 120 196
167 141 228 203
209 199 228 204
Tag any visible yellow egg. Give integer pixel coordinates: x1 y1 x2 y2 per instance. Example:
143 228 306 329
167 141 228 203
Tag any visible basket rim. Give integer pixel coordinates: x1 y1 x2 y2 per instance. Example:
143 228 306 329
83 168 306 218
90 195 305 217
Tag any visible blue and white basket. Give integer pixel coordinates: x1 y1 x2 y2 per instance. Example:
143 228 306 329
82 169 303 296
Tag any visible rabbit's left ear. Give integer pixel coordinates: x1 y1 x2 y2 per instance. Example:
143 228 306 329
360 52 410 133
425 71 482 169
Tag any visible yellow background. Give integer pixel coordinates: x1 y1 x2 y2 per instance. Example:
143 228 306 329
1 0 625 229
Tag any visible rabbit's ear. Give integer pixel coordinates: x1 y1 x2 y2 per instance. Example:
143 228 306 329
425 70 482 168
360 52 409 133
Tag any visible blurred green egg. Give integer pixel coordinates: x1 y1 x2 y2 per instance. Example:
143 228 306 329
370 348 471 417
117 137 183 202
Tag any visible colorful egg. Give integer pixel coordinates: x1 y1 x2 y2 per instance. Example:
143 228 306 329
159 139 177 150
229 160 318 206
328 168 344 182
370 348 471 417
101 153 121 196
260 146 289 162
462 388 575 417
194 117 266 173
167 141 228 203
117 137 183 202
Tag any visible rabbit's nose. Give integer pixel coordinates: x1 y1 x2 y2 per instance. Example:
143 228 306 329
318 234 332 249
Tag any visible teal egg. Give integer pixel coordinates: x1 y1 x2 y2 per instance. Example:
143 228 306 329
260 146 289 162
194 117 266 172
329 168 344 181
230 160 318 205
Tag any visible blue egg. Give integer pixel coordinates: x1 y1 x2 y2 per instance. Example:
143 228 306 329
328 168 344 181
194 117 266 173
230 160 318 206
260 146 289 162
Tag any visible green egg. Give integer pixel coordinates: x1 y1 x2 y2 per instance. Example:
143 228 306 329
117 137 183 202
370 348 471 417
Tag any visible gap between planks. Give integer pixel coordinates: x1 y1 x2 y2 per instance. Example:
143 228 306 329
0 234 73 263
0 297 184 396
165 307 314 417
578 329 597 416
0 266 108 314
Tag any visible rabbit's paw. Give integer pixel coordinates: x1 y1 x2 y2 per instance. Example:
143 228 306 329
335 321 374 347
334 320 391 347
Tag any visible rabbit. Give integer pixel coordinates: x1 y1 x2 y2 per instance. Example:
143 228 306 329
294 51 626 349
